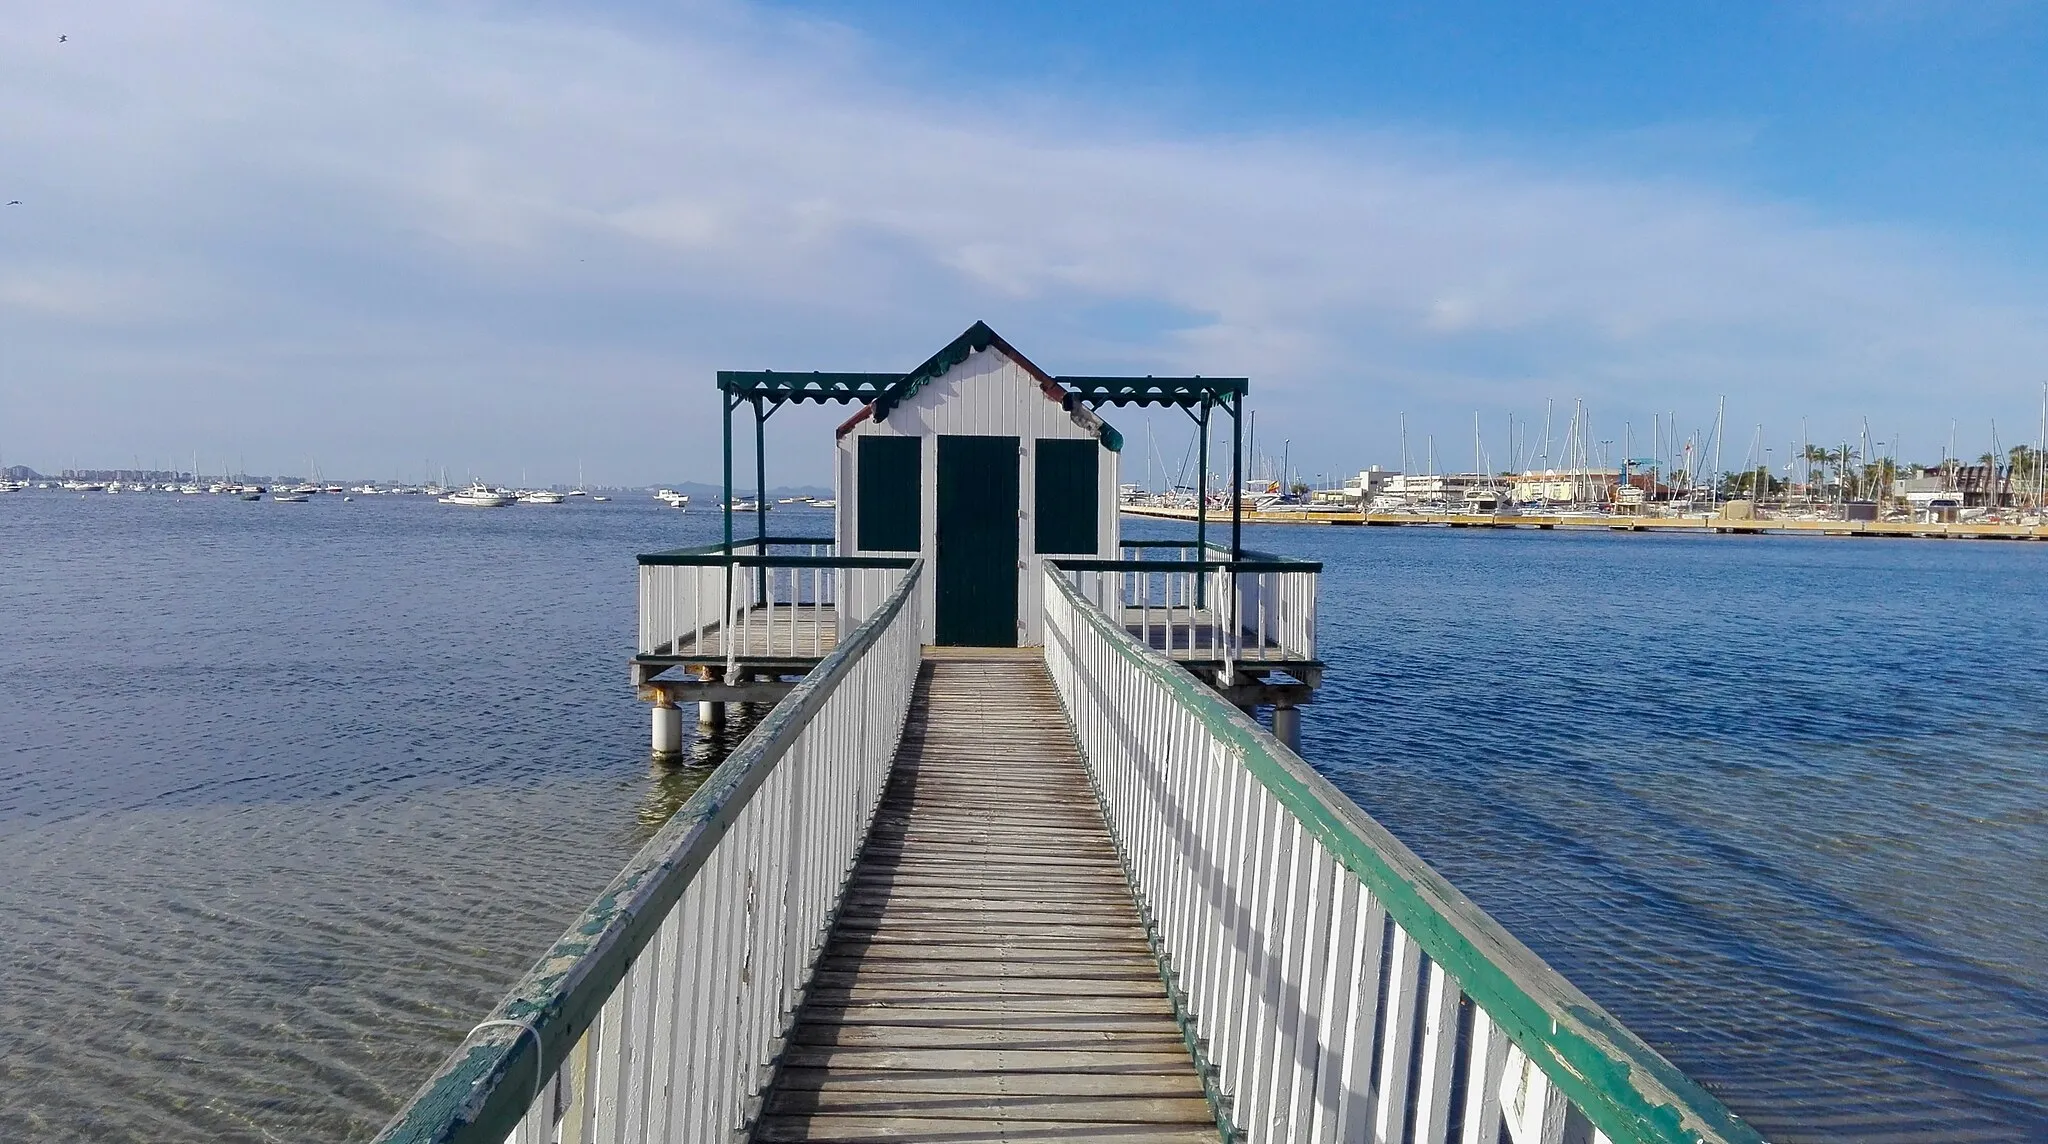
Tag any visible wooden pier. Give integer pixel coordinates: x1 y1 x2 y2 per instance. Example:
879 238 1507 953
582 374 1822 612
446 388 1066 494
758 650 1214 1142
382 327 1764 1144
1122 503 2048 540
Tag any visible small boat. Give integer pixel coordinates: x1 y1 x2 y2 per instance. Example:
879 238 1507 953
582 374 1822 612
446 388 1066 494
654 489 690 508
810 498 836 509
519 491 566 505
441 484 515 508
272 493 310 502
238 492 262 501
590 495 610 502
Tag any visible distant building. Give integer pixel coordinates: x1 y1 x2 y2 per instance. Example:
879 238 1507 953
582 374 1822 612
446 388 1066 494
1900 466 2014 508
1381 472 1493 501
1341 466 1394 503
1509 468 1618 504
1953 464 2015 507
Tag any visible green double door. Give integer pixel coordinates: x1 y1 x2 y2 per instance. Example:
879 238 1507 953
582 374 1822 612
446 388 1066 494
935 435 1020 647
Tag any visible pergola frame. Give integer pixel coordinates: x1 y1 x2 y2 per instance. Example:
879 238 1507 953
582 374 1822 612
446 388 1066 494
713 323 1251 560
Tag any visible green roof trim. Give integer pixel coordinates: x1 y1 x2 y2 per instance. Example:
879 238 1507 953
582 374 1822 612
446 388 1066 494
873 321 1005 421
715 371 902 403
721 321 1270 453
1055 376 1247 407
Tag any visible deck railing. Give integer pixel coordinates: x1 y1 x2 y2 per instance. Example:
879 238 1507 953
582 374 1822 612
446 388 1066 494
1041 566 1761 1144
636 537 914 670
378 559 926 1144
1055 539 1320 667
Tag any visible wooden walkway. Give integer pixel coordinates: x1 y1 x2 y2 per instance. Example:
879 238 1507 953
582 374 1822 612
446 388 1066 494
756 650 1216 1143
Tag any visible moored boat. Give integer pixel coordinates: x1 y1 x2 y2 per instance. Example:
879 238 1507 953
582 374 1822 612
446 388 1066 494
440 484 515 507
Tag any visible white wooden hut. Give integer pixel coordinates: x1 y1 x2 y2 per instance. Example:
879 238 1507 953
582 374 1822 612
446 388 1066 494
833 323 1121 647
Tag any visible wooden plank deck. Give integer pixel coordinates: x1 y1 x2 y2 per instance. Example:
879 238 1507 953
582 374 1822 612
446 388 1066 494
756 652 1216 1143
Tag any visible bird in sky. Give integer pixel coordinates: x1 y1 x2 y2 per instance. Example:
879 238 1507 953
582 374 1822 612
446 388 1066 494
5 201 20 206
58 35 67 42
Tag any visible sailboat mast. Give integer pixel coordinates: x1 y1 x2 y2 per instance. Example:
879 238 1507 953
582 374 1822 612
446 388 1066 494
1708 397 1724 508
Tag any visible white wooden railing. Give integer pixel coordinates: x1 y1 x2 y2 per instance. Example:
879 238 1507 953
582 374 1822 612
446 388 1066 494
636 538 913 671
1057 541 1319 666
1041 566 1761 1144
379 561 926 1144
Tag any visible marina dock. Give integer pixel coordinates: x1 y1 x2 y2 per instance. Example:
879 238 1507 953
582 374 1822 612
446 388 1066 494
1123 502 2048 539
378 325 1762 1144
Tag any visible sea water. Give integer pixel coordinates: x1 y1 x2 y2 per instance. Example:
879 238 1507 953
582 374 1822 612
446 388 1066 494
1 493 2042 1141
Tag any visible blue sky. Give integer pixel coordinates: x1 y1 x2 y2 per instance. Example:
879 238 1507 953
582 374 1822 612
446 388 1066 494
2 1 2045 484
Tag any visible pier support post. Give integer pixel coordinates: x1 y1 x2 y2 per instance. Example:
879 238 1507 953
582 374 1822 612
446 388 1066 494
651 704 683 757
1271 704 1302 754
699 701 725 727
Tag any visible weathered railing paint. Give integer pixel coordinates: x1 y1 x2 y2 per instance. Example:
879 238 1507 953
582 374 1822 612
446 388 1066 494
636 537 914 671
378 560 926 1144
1041 565 1762 1144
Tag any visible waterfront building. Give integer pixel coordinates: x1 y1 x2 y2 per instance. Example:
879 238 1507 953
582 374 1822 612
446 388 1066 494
1382 470 1493 501
1510 467 1620 504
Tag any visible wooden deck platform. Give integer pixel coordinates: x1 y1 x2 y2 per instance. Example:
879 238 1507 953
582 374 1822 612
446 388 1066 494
756 652 1216 1143
660 603 839 661
644 603 1300 669
1117 607 1299 664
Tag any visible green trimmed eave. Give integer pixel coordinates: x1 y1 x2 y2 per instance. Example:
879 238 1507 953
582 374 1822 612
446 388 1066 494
715 371 904 405
1055 376 1249 409
871 320 1009 420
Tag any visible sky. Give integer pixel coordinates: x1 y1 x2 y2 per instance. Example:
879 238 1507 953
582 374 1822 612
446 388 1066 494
2 0 2046 485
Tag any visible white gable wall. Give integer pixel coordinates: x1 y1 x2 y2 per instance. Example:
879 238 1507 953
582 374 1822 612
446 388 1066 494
835 345 1119 645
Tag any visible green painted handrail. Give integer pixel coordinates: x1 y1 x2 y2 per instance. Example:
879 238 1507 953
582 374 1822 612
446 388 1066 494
1057 556 1323 574
376 560 925 1144
636 535 837 562
1043 570 1764 1144
638 552 915 569
1118 538 1316 568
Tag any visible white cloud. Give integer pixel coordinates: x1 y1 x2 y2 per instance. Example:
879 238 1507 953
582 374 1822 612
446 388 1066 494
0 0 2043 482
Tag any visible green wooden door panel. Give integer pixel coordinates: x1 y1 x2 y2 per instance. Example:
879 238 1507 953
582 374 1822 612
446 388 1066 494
1034 438 1099 555
856 436 920 551
936 435 1020 647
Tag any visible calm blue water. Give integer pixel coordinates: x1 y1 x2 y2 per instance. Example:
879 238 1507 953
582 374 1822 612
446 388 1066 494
1128 517 2048 1142
1 493 2042 1140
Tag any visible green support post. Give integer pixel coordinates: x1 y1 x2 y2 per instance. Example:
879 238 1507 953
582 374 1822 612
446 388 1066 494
1196 396 1210 609
753 395 769 599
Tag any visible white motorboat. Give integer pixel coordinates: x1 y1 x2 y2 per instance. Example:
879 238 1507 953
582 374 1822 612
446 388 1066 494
519 490 566 505
272 493 310 503
441 484 515 507
654 489 690 509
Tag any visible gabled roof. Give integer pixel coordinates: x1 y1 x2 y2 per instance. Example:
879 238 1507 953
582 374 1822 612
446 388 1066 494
826 322 1122 449
717 321 1255 454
